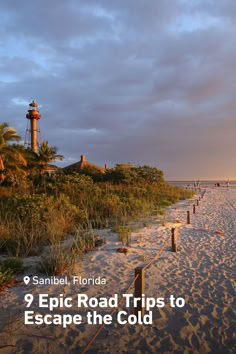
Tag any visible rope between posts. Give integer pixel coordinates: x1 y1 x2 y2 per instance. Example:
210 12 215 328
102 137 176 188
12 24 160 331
143 233 172 271
81 273 140 354
81 233 172 353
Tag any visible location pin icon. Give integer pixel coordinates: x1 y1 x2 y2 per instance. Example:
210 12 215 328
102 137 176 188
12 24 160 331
24 276 30 285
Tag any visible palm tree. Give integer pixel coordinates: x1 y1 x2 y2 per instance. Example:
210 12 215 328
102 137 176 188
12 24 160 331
0 123 27 183
37 140 64 172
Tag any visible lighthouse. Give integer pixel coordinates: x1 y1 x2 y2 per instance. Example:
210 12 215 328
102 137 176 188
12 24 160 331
24 100 41 152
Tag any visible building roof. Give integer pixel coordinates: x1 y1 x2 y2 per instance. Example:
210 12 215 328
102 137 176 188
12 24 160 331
63 155 108 173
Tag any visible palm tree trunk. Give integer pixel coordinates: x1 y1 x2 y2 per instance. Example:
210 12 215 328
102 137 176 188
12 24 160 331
0 155 6 183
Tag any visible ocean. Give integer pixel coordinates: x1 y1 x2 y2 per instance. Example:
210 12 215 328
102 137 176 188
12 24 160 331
167 180 236 189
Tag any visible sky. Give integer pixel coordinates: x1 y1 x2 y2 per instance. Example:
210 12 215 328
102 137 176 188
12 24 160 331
1 0 236 180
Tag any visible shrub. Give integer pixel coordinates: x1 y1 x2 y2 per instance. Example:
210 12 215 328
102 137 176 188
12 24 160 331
104 164 164 185
112 225 133 246
0 257 23 285
0 266 13 285
38 243 77 276
0 162 194 262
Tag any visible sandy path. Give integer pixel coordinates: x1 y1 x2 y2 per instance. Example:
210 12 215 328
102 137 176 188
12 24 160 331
0 187 235 353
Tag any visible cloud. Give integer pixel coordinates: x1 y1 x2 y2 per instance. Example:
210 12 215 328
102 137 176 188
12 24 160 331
1 0 236 179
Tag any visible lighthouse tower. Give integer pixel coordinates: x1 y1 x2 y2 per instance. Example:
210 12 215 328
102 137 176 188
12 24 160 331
24 100 42 152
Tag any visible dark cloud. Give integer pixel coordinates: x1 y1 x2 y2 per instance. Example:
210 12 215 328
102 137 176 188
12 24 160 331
1 0 236 179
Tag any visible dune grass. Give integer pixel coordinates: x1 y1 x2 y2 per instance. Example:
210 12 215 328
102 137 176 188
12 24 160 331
0 258 24 286
0 166 194 274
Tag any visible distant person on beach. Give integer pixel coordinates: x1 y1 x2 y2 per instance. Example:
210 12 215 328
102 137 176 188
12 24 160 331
226 181 229 189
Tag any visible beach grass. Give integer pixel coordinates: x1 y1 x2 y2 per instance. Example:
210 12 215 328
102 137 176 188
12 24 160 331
0 166 194 274
0 258 23 286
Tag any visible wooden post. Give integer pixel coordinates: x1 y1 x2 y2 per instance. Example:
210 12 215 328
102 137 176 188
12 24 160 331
193 204 196 214
135 267 145 318
197 200 199 206
171 228 177 252
187 211 190 224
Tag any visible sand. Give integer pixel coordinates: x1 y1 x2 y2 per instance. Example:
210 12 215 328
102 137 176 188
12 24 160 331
0 187 235 353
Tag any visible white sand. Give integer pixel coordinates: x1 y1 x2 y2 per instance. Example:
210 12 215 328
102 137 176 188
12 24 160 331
0 187 235 353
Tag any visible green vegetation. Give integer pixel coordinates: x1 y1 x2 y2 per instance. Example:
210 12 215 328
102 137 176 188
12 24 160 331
38 242 78 276
0 122 26 184
0 122 194 276
112 225 133 246
0 258 23 286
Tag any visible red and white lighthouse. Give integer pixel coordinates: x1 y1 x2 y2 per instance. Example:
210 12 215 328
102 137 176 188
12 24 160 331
24 100 41 152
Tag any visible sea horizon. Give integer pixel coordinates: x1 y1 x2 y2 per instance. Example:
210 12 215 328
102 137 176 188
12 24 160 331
167 180 236 188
